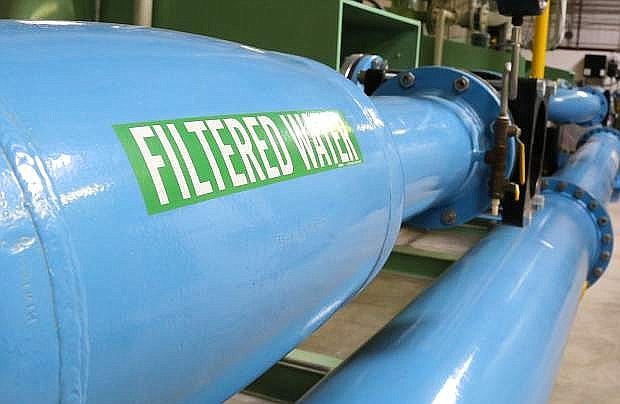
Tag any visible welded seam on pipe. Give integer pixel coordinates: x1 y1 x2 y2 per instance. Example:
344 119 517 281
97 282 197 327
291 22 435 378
0 98 89 403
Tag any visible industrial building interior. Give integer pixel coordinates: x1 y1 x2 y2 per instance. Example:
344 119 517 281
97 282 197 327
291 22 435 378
1 1 620 403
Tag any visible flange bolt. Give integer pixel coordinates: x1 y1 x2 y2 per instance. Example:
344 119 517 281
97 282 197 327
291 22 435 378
399 72 416 89
441 209 458 225
574 189 584 199
454 76 470 92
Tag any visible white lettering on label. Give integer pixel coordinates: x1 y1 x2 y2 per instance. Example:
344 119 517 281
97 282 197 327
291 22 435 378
184 120 227 191
129 126 169 205
206 119 248 187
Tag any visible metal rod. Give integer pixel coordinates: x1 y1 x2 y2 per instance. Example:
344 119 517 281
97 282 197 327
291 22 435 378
433 9 455 66
509 25 521 100
576 0 583 47
134 0 153 27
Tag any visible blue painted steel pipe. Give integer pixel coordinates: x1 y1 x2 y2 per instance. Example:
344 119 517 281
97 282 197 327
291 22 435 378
0 21 510 403
548 86 608 126
303 129 620 404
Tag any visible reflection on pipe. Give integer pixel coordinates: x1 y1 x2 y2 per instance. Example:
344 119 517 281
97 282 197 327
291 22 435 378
302 128 620 404
548 86 608 126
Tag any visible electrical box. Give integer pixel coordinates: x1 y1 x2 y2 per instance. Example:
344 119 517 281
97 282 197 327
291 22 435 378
584 54 607 79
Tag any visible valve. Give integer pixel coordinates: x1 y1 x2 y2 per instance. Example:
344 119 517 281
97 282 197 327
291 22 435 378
486 63 524 216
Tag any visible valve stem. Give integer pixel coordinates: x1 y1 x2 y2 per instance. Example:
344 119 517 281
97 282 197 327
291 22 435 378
487 62 522 218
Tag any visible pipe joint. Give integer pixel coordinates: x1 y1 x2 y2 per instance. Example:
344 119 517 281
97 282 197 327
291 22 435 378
577 127 620 148
541 177 613 286
374 66 516 228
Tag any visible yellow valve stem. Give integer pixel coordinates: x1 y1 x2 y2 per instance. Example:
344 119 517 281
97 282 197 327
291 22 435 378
518 138 526 186
513 183 520 202
531 1 550 79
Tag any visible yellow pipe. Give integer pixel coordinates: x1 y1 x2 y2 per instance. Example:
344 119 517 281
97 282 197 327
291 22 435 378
531 1 551 79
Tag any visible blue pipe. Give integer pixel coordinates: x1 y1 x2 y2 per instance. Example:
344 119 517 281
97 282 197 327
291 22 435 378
548 86 608 126
0 21 509 403
373 96 477 220
372 67 515 228
302 129 620 404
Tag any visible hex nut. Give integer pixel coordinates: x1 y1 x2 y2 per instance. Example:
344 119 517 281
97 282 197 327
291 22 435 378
399 72 416 89
441 209 458 225
454 76 470 92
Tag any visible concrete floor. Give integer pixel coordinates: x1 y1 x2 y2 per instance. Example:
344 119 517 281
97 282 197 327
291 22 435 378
230 203 620 403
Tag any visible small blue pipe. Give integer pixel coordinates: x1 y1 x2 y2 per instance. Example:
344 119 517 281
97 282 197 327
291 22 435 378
548 87 608 126
373 96 479 220
302 129 620 404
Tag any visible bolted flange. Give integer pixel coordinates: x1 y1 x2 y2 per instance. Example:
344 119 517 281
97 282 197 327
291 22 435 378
374 66 517 229
542 177 614 286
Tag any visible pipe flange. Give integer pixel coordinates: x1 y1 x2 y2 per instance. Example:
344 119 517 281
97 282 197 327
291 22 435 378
577 127 620 148
374 66 516 229
542 177 614 286
579 86 609 127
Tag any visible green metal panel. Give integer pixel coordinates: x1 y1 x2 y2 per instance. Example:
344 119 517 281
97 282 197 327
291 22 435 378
341 1 421 70
100 0 420 70
157 0 343 69
0 0 94 20
523 61 575 83
99 0 132 23
244 349 342 402
545 66 575 82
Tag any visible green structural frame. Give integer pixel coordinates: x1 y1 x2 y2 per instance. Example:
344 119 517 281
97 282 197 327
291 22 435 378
1 1 574 82
100 0 422 71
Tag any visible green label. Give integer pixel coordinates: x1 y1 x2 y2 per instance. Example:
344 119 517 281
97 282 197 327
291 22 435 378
114 110 363 214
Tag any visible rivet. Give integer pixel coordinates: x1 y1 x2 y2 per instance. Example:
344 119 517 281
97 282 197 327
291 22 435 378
601 251 611 261
399 72 416 89
589 200 599 210
574 189 585 199
557 182 567 192
454 76 470 92
602 233 612 244
441 209 458 225
598 216 609 227
594 267 604 277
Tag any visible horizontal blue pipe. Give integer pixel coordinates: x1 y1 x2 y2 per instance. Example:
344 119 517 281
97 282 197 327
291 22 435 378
302 131 620 404
372 96 479 221
553 130 620 204
548 87 607 126
0 22 506 403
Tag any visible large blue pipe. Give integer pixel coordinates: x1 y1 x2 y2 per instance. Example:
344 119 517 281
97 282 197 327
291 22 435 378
548 86 608 126
0 21 507 403
303 129 619 403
